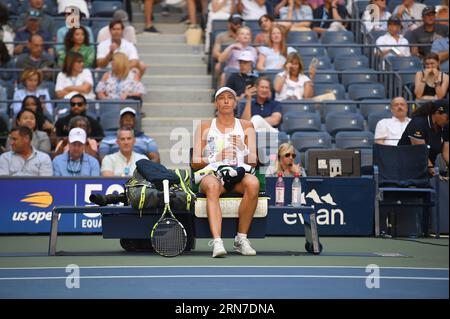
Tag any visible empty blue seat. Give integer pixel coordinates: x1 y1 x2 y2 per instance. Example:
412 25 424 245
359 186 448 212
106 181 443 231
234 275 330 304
256 131 289 149
291 131 332 152
100 111 121 132
287 31 319 44
367 30 386 43
295 46 326 57
321 102 358 122
321 31 354 44
355 0 370 18
397 69 418 86
314 83 346 100
341 69 379 88
348 83 386 100
2 0 20 15
325 111 365 136
368 110 392 132
388 0 403 13
359 100 391 119
334 55 369 71
335 131 374 149
327 47 362 61
302 55 333 70
0 86 8 114
313 71 339 84
91 1 123 17
386 56 422 71
282 111 321 134
281 102 316 114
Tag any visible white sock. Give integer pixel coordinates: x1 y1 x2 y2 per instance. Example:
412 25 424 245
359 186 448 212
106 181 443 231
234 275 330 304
213 237 222 242
236 233 247 239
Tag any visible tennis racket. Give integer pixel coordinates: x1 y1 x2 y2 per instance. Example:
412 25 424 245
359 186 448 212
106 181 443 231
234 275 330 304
150 179 187 257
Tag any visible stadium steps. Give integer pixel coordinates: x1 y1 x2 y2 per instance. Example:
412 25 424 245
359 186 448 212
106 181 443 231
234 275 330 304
132 2 214 168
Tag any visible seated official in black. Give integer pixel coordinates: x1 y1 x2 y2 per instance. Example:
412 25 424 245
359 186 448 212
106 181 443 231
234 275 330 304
398 99 449 176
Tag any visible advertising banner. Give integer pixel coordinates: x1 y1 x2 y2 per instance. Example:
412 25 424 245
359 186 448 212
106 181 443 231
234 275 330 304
265 177 375 236
0 178 127 233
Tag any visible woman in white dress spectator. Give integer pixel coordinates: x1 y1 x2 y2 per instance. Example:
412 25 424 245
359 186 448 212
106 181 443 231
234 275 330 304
12 68 53 117
95 52 146 101
274 52 314 101
362 0 392 33
55 52 95 100
205 0 234 53
257 24 297 71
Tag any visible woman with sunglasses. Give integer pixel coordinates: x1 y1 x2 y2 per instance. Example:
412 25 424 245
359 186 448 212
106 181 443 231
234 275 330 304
265 143 305 176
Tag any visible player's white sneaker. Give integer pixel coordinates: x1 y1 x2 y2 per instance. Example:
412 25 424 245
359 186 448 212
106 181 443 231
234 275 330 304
233 237 256 256
209 238 227 258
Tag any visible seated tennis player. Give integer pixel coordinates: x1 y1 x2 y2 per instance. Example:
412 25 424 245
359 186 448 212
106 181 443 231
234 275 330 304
192 87 260 258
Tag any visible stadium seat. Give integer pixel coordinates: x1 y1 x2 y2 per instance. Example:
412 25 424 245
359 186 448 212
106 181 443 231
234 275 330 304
367 30 386 44
313 72 339 84
0 86 7 114
397 69 418 87
360 148 373 175
314 83 346 100
295 46 326 57
388 0 403 13
335 131 374 149
281 102 316 115
320 31 354 44
287 31 319 45
91 1 123 17
321 102 357 122
100 111 121 132
282 111 321 134
334 55 369 71
368 110 392 132
256 131 289 148
423 0 442 5
348 83 386 100
325 111 365 136
302 55 333 70
359 100 391 119
291 131 332 152
327 47 362 61
355 0 370 18
386 56 422 71
19 0 58 15
2 0 20 16
341 69 379 88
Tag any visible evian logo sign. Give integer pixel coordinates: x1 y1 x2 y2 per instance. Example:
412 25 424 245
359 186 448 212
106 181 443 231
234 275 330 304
283 189 345 226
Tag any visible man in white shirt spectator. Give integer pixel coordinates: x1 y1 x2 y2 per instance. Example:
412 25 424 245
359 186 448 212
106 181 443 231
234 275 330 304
97 10 137 44
0 126 53 176
376 16 411 57
101 128 148 177
96 20 145 77
393 0 426 33
375 96 411 146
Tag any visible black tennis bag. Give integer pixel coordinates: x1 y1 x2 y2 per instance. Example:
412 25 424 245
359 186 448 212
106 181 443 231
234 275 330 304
125 160 196 212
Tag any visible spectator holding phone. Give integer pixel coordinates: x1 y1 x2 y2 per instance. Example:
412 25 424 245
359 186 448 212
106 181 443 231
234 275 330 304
225 51 258 101
376 16 411 57
274 52 314 101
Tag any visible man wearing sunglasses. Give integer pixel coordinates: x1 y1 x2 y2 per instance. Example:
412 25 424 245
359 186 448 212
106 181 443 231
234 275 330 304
54 94 104 141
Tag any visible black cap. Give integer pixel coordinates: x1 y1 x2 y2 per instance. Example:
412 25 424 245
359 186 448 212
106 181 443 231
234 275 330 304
387 16 402 26
422 6 436 16
229 14 243 24
434 99 449 114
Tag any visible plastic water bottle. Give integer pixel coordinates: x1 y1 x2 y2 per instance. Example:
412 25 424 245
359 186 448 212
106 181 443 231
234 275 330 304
291 173 302 207
275 172 285 206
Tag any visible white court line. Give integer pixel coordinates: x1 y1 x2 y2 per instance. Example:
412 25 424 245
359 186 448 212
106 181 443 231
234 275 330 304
0 275 448 281
0 266 448 270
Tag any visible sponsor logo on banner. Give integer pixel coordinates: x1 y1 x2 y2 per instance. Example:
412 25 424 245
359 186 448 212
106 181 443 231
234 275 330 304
12 191 55 224
283 189 345 226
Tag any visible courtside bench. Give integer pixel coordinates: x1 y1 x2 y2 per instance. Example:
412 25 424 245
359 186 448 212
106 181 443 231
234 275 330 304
48 203 322 256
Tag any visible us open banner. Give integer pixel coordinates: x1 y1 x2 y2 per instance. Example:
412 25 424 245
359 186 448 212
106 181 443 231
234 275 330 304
265 177 375 236
0 177 127 233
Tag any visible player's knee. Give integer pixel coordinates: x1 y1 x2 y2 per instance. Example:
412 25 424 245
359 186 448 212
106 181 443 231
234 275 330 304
244 176 259 197
204 180 221 196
